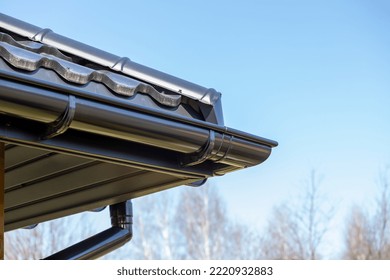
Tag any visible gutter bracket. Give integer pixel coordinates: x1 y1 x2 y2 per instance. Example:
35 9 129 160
180 130 215 167
41 95 76 140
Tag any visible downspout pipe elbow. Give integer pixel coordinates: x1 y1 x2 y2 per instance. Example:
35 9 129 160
110 200 133 231
44 200 133 260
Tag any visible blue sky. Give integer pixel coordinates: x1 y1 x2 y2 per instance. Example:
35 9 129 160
3 0 390 252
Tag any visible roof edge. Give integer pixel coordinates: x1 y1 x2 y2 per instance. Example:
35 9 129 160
0 13 222 106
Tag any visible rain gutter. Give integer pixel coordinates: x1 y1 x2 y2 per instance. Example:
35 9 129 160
0 71 276 169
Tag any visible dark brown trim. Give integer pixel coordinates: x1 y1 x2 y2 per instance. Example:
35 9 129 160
0 142 4 260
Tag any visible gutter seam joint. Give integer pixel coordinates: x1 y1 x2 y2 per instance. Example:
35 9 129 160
41 95 76 140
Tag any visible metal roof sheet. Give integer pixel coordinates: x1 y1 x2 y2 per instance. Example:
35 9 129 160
0 13 221 106
0 33 181 107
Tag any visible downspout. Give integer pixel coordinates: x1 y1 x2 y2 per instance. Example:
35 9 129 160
44 200 133 260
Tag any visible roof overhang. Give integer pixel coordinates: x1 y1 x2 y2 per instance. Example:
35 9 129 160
0 13 277 232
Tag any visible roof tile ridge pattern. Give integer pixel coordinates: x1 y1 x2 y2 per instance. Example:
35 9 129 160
0 32 71 61
0 32 181 107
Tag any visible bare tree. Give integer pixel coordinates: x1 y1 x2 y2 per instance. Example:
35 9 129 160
374 169 390 259
343 169 390 259
259 170 334 259
174 185 227 259
228 221 261 259
104 191 178 260
258 204 302 259
105 184 259 260
174 185 254 259
343 206 373 259
5 212 97 259
176 185 261 259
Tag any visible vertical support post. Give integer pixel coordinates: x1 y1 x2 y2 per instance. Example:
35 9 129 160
0 142 4 260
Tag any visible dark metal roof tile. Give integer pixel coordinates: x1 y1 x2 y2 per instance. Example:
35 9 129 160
0 34 181 107
0 32 71 61
0 13 221 106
